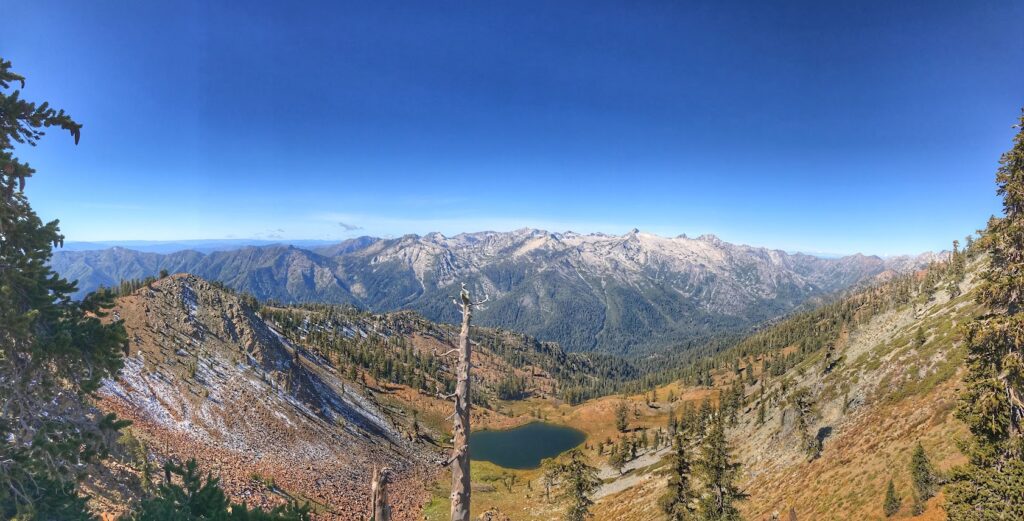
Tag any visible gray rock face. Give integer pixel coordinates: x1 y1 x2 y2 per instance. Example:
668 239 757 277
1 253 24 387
51 229 938 354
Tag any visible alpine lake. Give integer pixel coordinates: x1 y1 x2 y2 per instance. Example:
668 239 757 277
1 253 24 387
469 422 586 469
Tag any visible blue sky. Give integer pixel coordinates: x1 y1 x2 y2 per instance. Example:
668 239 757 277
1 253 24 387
4 1 1023 255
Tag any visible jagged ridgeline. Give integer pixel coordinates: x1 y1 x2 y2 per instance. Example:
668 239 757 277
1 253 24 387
679 238 971 387
50 231 939 356
259 303 640 405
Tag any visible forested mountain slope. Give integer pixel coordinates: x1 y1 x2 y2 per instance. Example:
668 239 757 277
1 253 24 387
52 229 937 355
584 248 977 520
92 273 628 518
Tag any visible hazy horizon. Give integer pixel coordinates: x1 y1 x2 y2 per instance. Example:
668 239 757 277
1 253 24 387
57 227 942 259
9 1 1023 256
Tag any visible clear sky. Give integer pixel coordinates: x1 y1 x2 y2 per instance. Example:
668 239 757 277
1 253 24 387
4 1 1023 255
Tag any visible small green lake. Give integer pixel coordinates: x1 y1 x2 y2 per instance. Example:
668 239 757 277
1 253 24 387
469 422 586 469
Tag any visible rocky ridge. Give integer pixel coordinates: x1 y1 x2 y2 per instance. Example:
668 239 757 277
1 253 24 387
53 229 940 354
97 274 436 519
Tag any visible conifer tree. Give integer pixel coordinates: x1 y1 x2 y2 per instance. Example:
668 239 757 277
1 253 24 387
0 57 129 519
660 436 697 521
694 417 747 521
553 449 600 521
946 109 1024 520
697 398 713 438
129 459 309 520
540 458 558 502
883 479 900 517
608 444 626 475
615 401 629 432
790 388 820 460
909 442 936 502
821 343 836 375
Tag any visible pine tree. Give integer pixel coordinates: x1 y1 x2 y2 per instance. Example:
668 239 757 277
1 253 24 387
697 398 713 438
0 57 130 519
694 417 747 520
129 459 309 520
821 343 836 374
554 449 600 521
608 444 626 475
659 436 697 521
946 109 1024 520
540 458 558 502
615 401 629 432
909 442 936 501
791 388 820 459
883 479 900 517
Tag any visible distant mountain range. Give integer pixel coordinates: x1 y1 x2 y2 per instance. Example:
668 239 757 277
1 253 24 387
51 229 940 355
62 239 340 254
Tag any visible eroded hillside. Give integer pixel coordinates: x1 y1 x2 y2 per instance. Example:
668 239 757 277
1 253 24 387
92 273 625 519
96 275 435 518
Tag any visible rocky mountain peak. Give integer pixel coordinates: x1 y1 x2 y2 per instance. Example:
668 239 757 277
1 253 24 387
53 230 937 355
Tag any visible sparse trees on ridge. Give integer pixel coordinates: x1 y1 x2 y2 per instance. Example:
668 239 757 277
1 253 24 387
946 108 1024 520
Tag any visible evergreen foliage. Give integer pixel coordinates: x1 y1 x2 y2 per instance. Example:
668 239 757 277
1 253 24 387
126 459 309 520
261 304 638 405
615 401 629 432
909 442 936 502
552 449 600 521
883 480 900 517
0 57 128 519
947 109 1024 520
660 436 697 520
790 388 820 460
607 444 626 475
694 418 747 521
495 374 527 400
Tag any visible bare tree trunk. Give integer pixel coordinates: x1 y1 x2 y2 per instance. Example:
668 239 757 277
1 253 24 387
370 466 390 521
450 285 474 521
